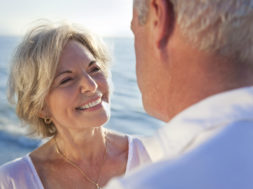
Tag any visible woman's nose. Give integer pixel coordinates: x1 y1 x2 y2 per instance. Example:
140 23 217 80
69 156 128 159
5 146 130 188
80 74 98 94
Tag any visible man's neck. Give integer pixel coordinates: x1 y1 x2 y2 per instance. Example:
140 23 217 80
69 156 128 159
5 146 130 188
162 32 253 121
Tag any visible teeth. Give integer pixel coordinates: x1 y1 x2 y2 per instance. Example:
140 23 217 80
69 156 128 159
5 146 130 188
77 98 101 110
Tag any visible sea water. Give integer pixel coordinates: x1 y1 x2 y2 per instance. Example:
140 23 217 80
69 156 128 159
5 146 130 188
0 36 163 165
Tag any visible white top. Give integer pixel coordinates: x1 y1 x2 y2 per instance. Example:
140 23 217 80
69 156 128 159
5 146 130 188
106 86 253 189
0 136 151 189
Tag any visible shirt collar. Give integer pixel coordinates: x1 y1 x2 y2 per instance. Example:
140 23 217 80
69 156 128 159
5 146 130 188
143 86 253 161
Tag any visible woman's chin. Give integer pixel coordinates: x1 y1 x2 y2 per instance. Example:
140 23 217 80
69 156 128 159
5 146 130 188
85 115 110 129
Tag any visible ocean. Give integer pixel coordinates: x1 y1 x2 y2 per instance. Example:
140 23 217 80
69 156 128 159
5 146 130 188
0 36 163 165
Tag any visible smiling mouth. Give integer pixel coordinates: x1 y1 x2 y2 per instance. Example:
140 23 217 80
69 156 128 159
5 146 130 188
76 98 102 110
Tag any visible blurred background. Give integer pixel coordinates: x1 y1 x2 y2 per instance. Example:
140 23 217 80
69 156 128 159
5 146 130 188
0 0 163 165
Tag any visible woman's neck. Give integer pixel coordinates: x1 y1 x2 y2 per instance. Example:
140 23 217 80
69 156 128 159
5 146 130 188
54 127 107 164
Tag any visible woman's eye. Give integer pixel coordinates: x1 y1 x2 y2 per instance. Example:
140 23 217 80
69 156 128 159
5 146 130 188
90 66 101 73
60 78 72 85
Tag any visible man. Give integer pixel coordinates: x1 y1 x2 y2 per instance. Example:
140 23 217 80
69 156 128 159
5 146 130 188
106 0 253 188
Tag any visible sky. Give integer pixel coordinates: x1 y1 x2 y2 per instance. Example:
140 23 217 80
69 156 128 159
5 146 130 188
0 0 133 37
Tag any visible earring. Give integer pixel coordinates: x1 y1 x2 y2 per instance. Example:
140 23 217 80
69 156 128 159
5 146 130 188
44 117 52 124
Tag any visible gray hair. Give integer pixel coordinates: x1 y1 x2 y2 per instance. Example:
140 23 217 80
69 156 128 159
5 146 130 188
8 21 111 138
134 0 253 63
133 0 150 25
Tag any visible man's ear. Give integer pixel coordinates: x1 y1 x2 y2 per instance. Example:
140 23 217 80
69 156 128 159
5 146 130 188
149 0 175 49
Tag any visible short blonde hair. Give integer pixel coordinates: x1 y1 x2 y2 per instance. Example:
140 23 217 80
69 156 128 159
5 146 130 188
134 0 253 63
8 21 111 138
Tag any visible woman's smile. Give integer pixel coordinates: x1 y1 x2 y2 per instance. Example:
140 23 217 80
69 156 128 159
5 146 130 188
76 97 101 110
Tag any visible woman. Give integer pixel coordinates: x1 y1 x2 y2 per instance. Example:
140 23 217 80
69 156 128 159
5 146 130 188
0 22 151 189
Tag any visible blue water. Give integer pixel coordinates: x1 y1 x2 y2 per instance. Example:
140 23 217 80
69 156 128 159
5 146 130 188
0 36 163 165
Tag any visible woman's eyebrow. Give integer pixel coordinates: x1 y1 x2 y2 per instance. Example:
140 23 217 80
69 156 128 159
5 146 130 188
55 60 96 79
89 60 96 67
55 70 72 79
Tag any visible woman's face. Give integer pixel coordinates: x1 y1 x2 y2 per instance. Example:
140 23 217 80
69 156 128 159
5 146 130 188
46 40 110 132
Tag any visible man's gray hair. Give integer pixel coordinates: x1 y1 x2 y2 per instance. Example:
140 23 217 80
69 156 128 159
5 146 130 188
133 0 150 25
133 0 253 64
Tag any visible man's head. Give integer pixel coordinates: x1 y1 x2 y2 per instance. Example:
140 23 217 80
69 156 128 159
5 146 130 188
132 0 253 121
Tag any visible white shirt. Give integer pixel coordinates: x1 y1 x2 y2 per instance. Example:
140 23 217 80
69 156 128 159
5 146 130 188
106 86 253 189
0 136 151 189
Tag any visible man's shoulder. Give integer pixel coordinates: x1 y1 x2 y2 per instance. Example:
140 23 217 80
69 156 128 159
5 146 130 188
107 120 253 189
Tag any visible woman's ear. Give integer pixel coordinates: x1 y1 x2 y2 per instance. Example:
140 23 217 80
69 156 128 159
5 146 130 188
149 0 175 49
38 108 47 119
38 105 50 119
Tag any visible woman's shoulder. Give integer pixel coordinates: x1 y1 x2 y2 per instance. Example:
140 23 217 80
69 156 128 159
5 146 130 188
105 129 152 173
0 156 31 187
105 129 149 156
126 135 152 169
105 129 145 146
106 129 128 154
0 155 44 189
0 156 29 175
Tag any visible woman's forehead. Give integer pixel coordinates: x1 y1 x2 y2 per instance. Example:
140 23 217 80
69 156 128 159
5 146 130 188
62 40 94 60
57 40 95 70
